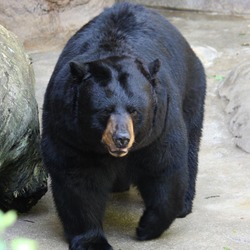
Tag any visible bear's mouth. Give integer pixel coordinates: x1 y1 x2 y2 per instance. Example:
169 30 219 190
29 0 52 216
108 147 129 157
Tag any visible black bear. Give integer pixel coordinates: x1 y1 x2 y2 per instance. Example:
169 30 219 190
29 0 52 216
41 2 206 250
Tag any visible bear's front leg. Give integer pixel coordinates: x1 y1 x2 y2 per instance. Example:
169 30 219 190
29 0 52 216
136 172 187 241
135 136 189 241
69 232 112 250
50 166 114 250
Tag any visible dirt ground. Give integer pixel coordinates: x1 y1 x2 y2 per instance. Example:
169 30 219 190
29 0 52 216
5 8 250 250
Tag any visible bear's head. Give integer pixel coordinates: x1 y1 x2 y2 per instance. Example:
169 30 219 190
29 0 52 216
69 56 160 157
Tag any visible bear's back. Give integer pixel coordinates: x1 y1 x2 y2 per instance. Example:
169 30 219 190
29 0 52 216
54 3 191 73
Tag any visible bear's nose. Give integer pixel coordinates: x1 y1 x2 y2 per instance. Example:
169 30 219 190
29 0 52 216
113 133 130 148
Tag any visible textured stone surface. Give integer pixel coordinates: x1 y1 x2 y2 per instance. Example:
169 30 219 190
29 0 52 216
0 0 115 50
118 0 250 15
218 62 250 153
0 25 47 212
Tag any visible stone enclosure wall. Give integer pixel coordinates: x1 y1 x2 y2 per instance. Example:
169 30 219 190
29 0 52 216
1 0 249 51
0 0 115 50
118 0 250 15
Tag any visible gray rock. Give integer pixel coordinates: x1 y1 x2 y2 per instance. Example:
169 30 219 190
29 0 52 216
0 25 47 212
218 62 250 153
192 46 220 68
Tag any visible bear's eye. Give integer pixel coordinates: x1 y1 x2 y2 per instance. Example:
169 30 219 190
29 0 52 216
103 107 114 115
128 107 138 117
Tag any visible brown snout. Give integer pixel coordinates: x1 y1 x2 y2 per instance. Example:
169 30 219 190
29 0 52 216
102 114 135 157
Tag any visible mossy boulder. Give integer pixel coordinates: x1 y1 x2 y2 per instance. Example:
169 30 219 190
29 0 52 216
0 25 47 212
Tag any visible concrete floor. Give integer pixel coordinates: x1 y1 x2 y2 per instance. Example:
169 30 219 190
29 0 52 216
5 9 250 250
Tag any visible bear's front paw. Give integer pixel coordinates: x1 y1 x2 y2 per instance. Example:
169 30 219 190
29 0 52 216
136 208 171 241
69 234 113 250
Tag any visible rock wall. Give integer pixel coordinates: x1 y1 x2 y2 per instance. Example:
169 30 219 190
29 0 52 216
0 0 115 50
118 0 250 15
1 0 248 50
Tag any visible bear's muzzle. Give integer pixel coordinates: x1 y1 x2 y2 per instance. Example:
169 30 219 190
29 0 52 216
102 113 135 157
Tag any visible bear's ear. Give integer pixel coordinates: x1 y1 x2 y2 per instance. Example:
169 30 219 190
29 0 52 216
135 59 151 81
69 61 90 81
148 59 161 78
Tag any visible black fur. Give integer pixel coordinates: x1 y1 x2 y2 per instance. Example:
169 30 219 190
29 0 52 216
41 3 206 250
